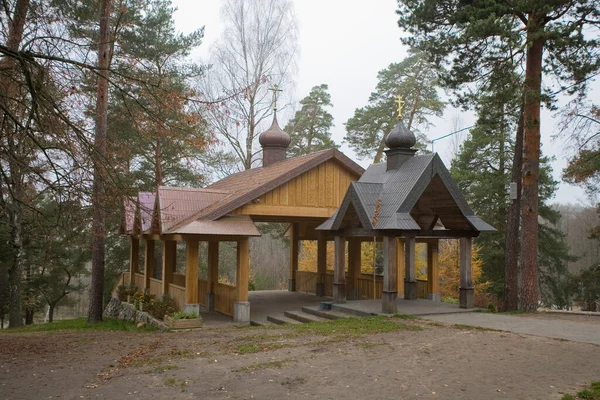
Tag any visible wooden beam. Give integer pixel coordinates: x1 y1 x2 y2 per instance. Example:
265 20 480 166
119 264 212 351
333 235 346 303
234 204 339 218
404 236 417 300
143 239 154 290
383 236 397 293
348 238 362 296
236 238 250 302
427 240 440 295
396 238 405 296
161 240 176 296
185 239 199 304
317 232 327 285
129 237 139 284
289 223 299 291
460 237 473 289
207 241 219 294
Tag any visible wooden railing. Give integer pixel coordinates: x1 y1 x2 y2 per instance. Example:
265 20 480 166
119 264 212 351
214 282 236 317
198 279 209 306
417 280 428 299
357 274 383 299
134 273 145 291
168 283 186 311
148 278 162 297
111 271 131 297
324 272 333 297
297 271 317 294
172 273 185 288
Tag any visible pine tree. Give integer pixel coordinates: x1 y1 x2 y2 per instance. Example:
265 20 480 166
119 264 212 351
397 0 600 311
345 49 444 162
284 84 337 157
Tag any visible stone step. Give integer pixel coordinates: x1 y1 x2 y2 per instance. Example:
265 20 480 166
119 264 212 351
250 320 277 327
284 310 328 323
267 314 303 325
301 306 348 320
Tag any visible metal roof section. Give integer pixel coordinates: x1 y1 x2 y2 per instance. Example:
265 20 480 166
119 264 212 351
138 192 156 233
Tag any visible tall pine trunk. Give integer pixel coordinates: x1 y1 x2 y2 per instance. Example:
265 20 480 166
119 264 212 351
519 19 544 312
1 0 30 329
503 105 524 311
87 0 112 323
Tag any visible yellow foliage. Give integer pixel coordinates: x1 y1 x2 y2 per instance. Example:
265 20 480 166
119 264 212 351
438 239 488 300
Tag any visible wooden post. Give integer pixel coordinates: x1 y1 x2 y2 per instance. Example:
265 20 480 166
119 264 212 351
459 237 474 309
234 238 250 323
316 232 327 296
129 236 139 284
426 240 440 301
382 236 398 313
184 239 199 312
404 236 417 300
289 223 299 292
333 235 346 303
161 240 176 296
396 238 405 297
143 239 154 291
347 238 361 300
206 241 219 311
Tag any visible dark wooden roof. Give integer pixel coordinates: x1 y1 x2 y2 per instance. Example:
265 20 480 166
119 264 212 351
317 153 494 234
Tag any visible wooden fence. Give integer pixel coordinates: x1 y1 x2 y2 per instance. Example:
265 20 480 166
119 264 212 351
134 273 145 291
168 283 186 310
296 271 317 294
111 272 131 297
214 282 236 317
198 279 209 307
148 278 162 298
357 274 384 299
172 273 185 287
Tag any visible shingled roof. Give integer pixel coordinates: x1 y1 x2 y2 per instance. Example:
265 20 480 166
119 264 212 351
317 121 494 234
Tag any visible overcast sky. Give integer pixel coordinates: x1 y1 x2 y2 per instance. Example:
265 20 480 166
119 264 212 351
172 0 598 206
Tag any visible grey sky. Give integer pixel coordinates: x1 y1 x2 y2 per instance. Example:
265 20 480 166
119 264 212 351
172 0 597 205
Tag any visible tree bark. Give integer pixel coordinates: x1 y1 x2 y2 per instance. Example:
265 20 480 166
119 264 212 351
87 0 112 323
48 304 55 323
1 0 30 329
519 18 544 312
503 104 524 311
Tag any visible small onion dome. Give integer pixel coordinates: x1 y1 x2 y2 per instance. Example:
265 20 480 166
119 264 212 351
385 120 416 149
259 112 291 148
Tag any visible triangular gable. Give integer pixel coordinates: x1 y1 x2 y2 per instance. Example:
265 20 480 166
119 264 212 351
329 183 376 230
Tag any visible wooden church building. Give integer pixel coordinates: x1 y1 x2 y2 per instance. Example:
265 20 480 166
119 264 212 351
121 106 493 322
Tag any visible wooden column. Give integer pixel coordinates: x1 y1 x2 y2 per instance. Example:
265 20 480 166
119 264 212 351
382 236 398 313
143 239 154 291
206 241 219 311
289 223 299 292
333 235 346 303
184 239 199 310
161 240 176 296
129 236 139 284
347 238 362 300
426 240 440 301
396 238 405 297
234 238 250 323
459 237 474 309
316 232 327 296
404 236 417 300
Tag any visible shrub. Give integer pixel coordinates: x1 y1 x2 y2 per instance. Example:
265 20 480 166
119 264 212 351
147 295 176 320
117 285 128 301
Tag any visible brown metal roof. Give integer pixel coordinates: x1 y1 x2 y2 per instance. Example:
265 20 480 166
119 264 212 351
139 192 155 233
157 187 232 233
167 148 364 230
170 215 261 236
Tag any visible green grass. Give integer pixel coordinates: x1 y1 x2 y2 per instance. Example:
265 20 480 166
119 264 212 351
561 382 600 400
392 313 419 320
0 318 156 333
289 316 423 336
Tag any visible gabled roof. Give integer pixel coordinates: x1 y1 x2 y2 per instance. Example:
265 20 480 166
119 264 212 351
167 148 364 230
318 153 494 233
139 192 156 233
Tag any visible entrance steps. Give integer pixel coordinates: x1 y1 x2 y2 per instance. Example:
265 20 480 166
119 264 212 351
250 304 352 326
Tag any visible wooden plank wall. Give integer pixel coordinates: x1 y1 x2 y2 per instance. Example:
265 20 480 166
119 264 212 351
296 271 317 294
214 282 236 317
148 278 162 297
134 273 145 291
168 283 185 310
198 279 209 306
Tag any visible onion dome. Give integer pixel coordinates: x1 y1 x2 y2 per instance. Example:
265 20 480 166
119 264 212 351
259 111 291 148
385 120 416 149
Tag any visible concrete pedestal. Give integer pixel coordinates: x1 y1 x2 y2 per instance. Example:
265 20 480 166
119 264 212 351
459 287 474 309
288 278 296 292
205 293 214 311
233 301 250 323
316 283 325 297
426 293 441 302
404 280 417 300
333 283 346 303
382 291 398 314
183 303 200 315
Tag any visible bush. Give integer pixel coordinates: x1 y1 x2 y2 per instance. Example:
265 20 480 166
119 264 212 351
147 295 176 320
126 282 137 296
117 285 128 301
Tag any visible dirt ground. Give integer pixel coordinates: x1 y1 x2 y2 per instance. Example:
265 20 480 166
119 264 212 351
1 314 599 400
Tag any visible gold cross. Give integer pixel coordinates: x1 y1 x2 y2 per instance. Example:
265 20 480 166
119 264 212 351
395 95 405 120
269 84 283 111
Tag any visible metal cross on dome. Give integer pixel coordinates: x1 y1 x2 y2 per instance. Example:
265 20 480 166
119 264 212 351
395 94 405 120
269 84 283 111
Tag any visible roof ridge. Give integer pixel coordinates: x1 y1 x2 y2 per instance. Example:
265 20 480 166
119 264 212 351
159 186 232 194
